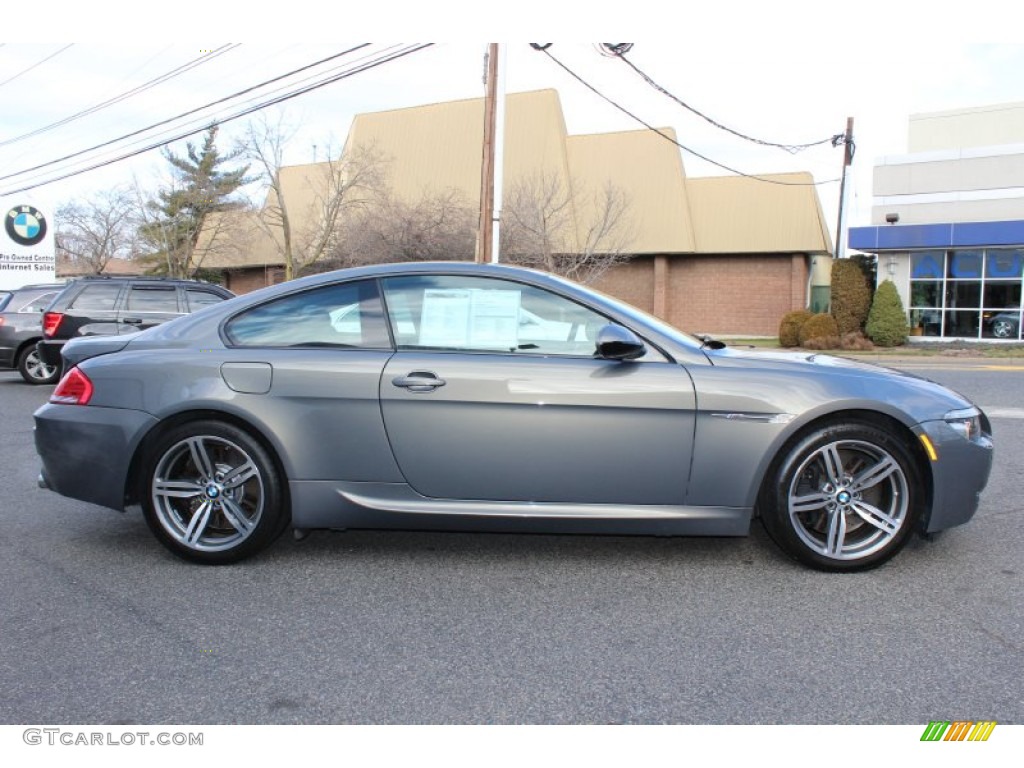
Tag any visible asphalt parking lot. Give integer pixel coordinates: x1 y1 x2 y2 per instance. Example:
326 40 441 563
1 360 1021 725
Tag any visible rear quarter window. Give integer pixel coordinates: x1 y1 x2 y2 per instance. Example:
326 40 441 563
224 280 389 349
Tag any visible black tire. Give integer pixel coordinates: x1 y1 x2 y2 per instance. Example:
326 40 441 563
17 344 59 385
140 420 289 565
759 421 924 572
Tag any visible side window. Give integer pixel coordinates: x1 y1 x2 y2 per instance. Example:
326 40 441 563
380 275 608 356
18 291 57 313
186 288 227 312
68 284 122 311
224 279 389 349
125 285 180 312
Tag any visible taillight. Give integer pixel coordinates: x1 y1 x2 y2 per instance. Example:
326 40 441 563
43 311 64 337
50 367 93 405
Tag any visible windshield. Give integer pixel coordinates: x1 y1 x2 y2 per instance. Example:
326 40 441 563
544 273 705 350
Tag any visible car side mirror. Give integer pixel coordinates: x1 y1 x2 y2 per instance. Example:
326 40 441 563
595 324 646 361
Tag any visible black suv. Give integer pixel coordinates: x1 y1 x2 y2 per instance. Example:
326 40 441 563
37 276 234 376
0 282 66 384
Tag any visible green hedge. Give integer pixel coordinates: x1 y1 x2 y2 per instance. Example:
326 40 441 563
831 258 873 334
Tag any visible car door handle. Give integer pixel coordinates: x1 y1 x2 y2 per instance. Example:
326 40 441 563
122 317 143 325
392 371 446 392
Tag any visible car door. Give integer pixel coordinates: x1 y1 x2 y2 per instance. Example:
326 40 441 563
378 274 696 505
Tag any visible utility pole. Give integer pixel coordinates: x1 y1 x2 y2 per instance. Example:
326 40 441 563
834 116 854 259
475 43 498 264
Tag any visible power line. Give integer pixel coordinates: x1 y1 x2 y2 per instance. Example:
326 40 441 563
0 44 242 148
602 45 841 154
533 45 840 187
0 44 75 88
1 45 394 194
0 44 434 196
0 45 374 185
0 44 405 193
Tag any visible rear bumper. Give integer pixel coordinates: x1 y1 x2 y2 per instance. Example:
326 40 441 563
36 339 65 368
34 402 157 512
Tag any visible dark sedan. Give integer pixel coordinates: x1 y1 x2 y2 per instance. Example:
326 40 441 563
34 263 993 571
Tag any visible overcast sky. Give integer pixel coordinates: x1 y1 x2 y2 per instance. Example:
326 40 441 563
3 2 1022 254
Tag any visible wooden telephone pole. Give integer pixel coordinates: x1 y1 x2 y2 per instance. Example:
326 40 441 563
475 44 498 264
835 116 854 259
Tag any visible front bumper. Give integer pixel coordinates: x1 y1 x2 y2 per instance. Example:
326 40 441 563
916 417 994 532
34 402 157 512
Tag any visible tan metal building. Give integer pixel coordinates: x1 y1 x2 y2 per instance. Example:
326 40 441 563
202 89 833 336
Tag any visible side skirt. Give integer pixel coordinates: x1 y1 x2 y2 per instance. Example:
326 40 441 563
289 481 752 537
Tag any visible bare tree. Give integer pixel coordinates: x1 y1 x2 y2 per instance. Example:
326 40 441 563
241 113 387 280
330 187 475 269
55 187 139 274
501 173 635 284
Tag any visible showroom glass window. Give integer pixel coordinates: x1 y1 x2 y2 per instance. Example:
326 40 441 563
380 275 611 357
909 248 1023 339
224 280 390 348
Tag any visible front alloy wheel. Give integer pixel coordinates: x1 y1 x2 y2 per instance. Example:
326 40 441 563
141 421 288 564
760 423 923 571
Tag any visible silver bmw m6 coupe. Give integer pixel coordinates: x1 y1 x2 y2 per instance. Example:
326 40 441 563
34 262 993 570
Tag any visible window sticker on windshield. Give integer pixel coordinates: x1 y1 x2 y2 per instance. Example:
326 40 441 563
419 288 521 348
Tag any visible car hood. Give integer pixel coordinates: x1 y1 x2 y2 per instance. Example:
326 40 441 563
703 346 977 414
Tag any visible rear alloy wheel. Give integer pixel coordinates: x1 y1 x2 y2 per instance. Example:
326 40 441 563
18 345 59 385
760 423 923 571
141 421 288 564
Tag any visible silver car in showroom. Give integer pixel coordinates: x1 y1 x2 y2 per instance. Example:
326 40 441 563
34 262 993 571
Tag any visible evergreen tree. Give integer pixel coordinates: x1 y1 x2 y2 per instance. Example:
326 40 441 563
865 279 909 347
139 126 253 278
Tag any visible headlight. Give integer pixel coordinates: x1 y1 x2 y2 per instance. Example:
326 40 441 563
944 407 982 441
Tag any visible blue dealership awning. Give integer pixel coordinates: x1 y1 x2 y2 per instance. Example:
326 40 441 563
849 219 1024 252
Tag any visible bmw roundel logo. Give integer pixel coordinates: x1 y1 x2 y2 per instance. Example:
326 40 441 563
5 205 48 246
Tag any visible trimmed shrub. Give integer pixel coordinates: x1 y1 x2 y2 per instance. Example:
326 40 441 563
865 279 909 347
799 312 840 346
779 309 814 347
831 258 873 335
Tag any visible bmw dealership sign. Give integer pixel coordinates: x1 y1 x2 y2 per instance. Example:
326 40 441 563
0 197 56 290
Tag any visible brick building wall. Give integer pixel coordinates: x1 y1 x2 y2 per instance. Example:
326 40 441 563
222 267 284 295
599 253 809 336
593 257 656 314
220 253 810 337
